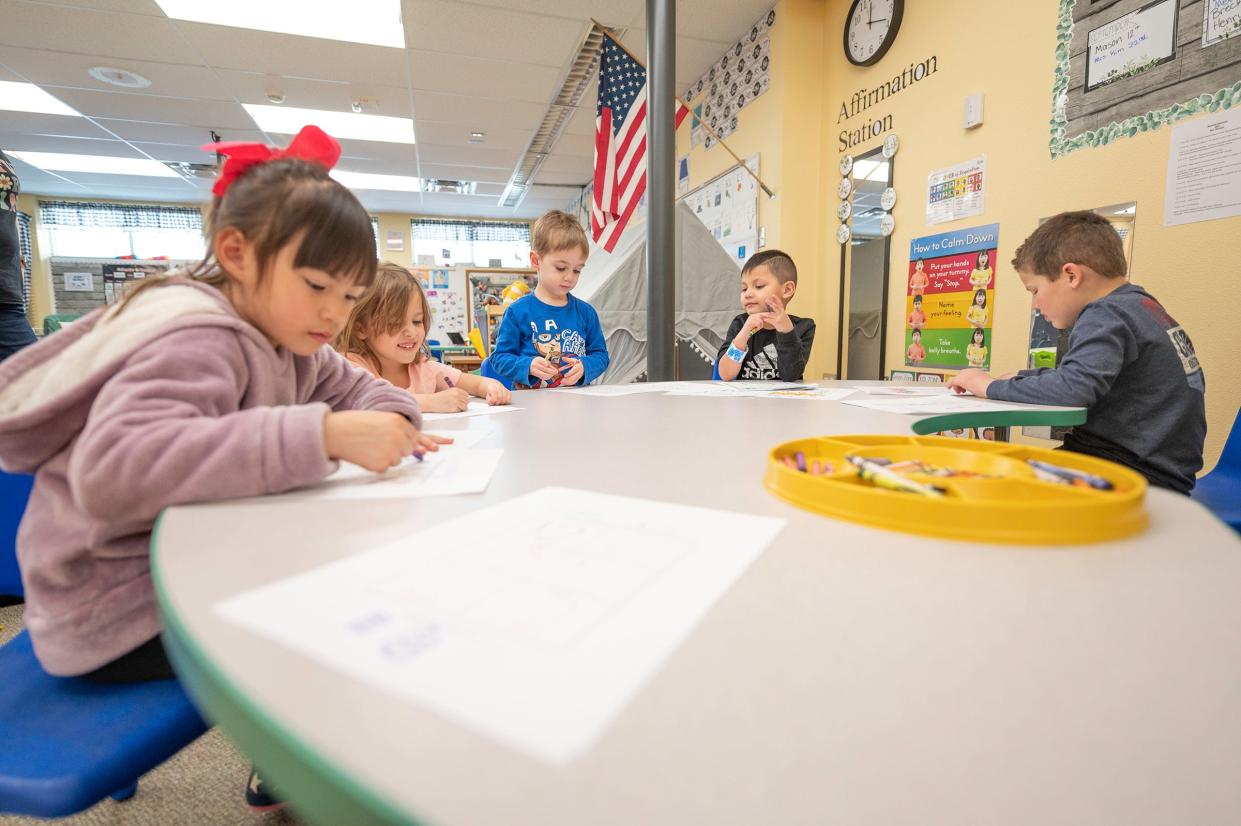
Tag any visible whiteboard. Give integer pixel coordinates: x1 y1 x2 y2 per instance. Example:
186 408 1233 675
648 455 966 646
1086 0 1178 91
680 154 760 268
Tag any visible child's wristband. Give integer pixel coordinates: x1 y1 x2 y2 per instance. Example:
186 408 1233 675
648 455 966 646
725 344 746 363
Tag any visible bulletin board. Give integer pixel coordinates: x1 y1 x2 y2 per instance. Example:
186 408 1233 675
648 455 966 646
680 154 760 268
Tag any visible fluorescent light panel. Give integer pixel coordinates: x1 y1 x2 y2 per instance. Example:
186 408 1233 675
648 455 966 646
0 81 81 117
332 170 422 192
153 0 404 48
9 151 179 178
243 104 415 145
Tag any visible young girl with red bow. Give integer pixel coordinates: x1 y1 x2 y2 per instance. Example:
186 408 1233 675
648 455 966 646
0 125 443 806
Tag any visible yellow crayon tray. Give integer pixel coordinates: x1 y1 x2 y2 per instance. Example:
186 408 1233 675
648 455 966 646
765 435 1148 545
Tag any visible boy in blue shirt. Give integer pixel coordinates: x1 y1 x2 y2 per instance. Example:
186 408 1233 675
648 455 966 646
491 210 609 389
948 210 1206 493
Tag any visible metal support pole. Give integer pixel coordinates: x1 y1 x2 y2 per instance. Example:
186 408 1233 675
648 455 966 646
645 0 676 381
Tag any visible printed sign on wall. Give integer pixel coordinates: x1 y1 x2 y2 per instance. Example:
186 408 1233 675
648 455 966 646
905 223 1000 371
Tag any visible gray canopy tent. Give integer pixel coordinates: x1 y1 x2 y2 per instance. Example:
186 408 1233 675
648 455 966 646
576 201 741 384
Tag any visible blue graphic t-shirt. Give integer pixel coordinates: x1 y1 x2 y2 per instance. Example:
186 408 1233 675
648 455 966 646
490 292 609 388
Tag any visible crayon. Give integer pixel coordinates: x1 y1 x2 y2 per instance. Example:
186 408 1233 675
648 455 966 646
795 451 807 472
1027 459 1113 491
847 455 945 497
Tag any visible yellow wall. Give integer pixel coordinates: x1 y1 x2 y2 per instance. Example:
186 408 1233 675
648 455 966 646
677 0 829 378
812 0 1240 471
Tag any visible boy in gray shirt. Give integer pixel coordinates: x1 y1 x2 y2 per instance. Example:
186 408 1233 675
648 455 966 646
948 211 1205 493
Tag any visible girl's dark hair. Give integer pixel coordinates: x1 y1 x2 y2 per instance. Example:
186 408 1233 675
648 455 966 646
974 288 987 305
337 261 432 370
118 157 377 310
973 327 986 341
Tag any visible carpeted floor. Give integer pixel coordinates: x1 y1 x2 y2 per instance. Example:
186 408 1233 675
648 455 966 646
0 603 303 826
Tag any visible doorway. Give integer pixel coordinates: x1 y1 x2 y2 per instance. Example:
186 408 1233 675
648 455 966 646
837 148 893 380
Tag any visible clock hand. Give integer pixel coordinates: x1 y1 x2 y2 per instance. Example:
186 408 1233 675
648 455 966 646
871 18 888 24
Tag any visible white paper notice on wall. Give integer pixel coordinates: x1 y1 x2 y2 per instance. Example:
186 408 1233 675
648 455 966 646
63 272 93 292
385 230 405 251
214 487 784 765
1164 107 1241 227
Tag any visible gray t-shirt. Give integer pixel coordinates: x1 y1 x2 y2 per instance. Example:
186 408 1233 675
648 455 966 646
988 283 1205 493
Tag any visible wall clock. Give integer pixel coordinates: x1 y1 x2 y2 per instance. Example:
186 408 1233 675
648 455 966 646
845 0 904 67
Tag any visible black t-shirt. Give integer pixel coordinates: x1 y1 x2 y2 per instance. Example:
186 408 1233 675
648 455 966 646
716 312 816 381
0 151 25 307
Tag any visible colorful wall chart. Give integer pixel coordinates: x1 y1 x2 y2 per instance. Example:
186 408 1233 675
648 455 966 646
905 223 1000 371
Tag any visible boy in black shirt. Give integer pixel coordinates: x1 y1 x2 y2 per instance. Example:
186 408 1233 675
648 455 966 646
716 250 815 381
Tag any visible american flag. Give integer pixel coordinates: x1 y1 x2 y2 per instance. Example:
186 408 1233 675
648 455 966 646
591 36 689 253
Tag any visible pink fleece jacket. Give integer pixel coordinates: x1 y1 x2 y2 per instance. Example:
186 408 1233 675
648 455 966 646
0 279 421 676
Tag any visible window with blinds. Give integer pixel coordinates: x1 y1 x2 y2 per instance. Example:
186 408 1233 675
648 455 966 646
16 211 32 313
410 218 531 267
39 201 206 260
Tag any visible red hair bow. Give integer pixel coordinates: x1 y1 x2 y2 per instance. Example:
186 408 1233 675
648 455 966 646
200 125 341 197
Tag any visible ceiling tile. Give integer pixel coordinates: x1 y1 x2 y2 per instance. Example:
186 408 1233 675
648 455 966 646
417 162 510 184
412 121 534 152
620 29 738 87
0 46 231 100
335 139 420 164
537 153 591 175
128 141 220 163
171 21 409 86
412 90 546 130
334 156 420 177
404 0 584 67
44 0 166 14
48 88 254 129
675 0 776 43
0 2 195 64
215 70 414 119
415 143 519 169
0 112 115 139
532 168 592 186
563 105 595 137
406 52 560 105
93 119 265 144
0 134 134 156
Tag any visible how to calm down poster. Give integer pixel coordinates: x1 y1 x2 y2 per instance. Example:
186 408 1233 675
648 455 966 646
905 223 1000 371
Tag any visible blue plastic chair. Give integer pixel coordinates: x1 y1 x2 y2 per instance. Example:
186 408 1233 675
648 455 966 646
0 470 33 597
0 631 208 817
426 338 445 363
711 359 722 380
1192 407 1241 533
479 357 513 390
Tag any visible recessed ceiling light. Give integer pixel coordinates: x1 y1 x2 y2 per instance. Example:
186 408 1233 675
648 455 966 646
153 0 404 48
9 151 180 178
331 170 422 192
0 81 80 117
88 67 151 89
243 104 415 144
469 131 485 139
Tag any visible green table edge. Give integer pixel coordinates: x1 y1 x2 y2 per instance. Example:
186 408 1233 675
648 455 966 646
910 406 1086 436
150 512 427 826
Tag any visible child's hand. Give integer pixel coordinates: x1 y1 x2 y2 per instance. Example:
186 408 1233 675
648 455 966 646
560 356 585 386
423 388 470 412
739 312 766 339
323 411 419 473
947 369 994 398
484 379 511 405
764 297 793 333
413 432 452 458
530 357 559 382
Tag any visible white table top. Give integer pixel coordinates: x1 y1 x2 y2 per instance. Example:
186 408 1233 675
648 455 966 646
153 384 1241 826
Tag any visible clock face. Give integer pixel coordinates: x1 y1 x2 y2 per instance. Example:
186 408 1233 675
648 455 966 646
838 177 853 199
845 0 903 67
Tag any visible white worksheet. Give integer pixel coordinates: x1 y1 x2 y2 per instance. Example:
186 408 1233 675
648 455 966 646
840 395 1017 415
423 429 492 449
663 381 815 398
297 448 503 499
214 487 785 764
746 387 857 401
420 400 525 422
850 384 957 396
562 384 667 397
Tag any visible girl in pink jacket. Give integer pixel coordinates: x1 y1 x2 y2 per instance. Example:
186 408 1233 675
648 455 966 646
0 127 445 805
